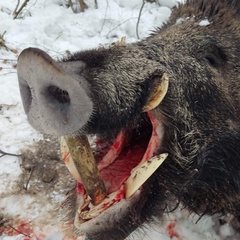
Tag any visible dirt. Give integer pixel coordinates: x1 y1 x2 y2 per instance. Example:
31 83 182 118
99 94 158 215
0 135 76 238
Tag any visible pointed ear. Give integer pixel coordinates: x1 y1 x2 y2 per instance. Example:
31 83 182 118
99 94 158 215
143 73 169 112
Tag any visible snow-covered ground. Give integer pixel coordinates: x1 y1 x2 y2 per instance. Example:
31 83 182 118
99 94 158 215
0 0 239 239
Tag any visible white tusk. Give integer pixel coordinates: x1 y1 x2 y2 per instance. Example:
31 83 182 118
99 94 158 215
143 73 169 112
124 153 168 199
60 135 107 205
60 136 82 183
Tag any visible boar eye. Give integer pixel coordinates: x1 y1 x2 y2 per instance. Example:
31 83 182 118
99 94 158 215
205 54 218 67
204 46 227 68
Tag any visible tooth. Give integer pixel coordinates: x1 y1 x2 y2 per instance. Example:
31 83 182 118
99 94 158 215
60 136 107 205
60 138 82 183
143 73 169 112
124 153 168 199
78 187 124 220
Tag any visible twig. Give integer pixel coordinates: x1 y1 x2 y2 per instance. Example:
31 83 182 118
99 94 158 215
0 6 11 15
0 58 17 61
23 166 34 190
79 0 88 12
0 67 16 70
68 0 88 13
94 0 98 9
0 150 21 158
0 31 7 48
136 0 146 39
8 224 30 237
100 0 109 33
13 0 30 19
0 71 16 76
13 0 20 16
67 0 75 13
107 17 138 38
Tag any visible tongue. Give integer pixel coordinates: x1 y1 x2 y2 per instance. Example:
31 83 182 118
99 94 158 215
99 135 148 193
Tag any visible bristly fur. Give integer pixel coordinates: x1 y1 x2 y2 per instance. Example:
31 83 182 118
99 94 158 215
18 0 240 239
166 0 240 29
66 0 240 232
149 0 240 222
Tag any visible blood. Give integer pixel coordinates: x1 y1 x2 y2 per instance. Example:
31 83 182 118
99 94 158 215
62 151 70 163
140 112 161 163
115 187 125 199
97 131 131 170
100 140 147 193
102 187 125 210
77 183 86 194
76 113 160 196
166 221 180 238
94 114 159 194
99 114 160 194
1 220 69 240
0 220 32 238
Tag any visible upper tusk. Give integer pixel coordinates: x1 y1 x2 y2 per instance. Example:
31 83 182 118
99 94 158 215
143 73 169 112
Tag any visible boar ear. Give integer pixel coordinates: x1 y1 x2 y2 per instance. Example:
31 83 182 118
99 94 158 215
143 73 169 112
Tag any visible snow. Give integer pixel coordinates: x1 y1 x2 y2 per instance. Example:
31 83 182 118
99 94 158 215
0 0 238 239
0 156 22 193
199 19 211 26
158 0 181 8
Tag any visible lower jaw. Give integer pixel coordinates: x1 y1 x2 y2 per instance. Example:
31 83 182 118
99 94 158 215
73 190 141 236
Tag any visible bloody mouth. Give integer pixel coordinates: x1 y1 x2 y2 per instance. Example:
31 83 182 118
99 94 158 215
61 111 166 228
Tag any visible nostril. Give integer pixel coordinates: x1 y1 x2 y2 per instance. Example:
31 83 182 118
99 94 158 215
20 83 33 114
26 85 33 110
47 85 70 104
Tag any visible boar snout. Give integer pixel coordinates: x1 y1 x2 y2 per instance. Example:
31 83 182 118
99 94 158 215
17 48 93 136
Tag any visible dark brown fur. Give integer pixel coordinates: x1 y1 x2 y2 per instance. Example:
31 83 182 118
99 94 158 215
17 0 240 239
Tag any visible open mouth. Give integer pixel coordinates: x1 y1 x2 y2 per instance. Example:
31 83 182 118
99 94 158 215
60 74 169 233
60 112 167 231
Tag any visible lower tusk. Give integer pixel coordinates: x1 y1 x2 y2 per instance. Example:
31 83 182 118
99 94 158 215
60 135 107 205
124 153 168 199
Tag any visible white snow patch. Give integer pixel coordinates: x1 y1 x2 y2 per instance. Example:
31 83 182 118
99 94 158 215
158 0 182 8
0 156 21 193
219 223 235 238
199 19 211 26
176 17 185 24
113 0 143 9
0 237 23 240
175 16 192 25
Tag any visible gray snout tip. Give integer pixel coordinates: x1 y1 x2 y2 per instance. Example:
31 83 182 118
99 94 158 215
17 48 93 136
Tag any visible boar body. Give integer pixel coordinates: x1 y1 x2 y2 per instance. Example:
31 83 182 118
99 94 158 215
17 0 240 239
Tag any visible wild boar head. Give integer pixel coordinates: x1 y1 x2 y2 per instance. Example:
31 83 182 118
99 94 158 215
17 0 240 239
